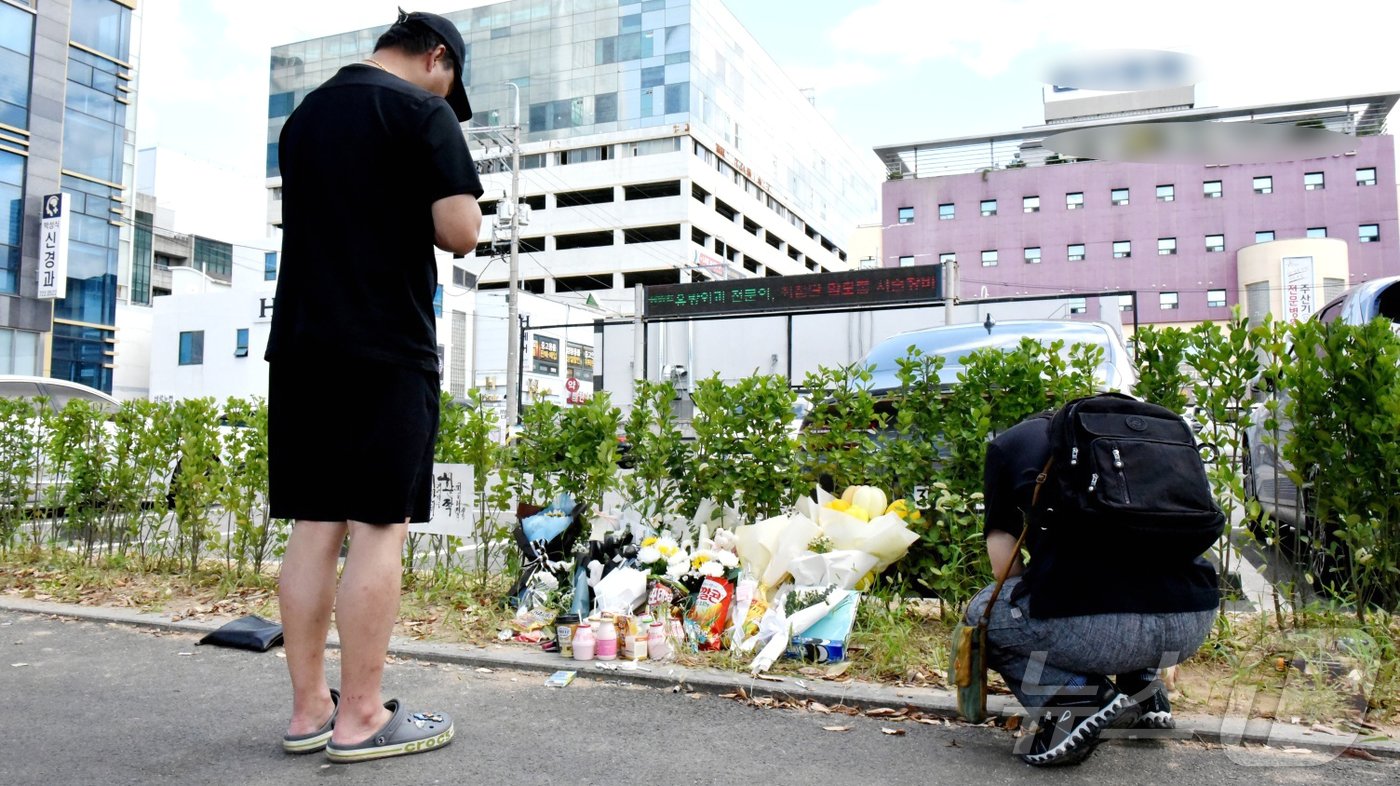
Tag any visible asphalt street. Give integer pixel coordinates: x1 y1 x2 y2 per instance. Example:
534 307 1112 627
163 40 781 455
2 611 1392 786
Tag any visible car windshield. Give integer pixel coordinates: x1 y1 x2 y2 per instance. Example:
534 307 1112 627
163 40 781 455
861 322 1123 391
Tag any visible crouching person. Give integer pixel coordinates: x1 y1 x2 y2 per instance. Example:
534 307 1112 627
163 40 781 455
965 396 1222 766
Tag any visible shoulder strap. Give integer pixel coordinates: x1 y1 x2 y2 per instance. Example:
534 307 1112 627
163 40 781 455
978 457 1054 627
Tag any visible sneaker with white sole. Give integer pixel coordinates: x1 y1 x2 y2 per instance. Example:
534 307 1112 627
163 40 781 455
1116 673 1175 730
1018 679 1139 766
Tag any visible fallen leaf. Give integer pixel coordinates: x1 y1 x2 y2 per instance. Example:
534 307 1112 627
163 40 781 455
914 718 941 726
475 667 494 673
823 725 853 732
754 674 784 682
881 728 907 736
798 667 825 679
1310 724 1344 736
687 692 702 700
275 652 287 659
1281 747 1312 754
832 705 862 717
866 707 899 717
1341 747 1383 763
808 701 832 714
824 662 852 679
1004 716 1022 731
177 652 193 657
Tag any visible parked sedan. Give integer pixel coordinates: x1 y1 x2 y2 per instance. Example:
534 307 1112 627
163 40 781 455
0 375 119 414
0 375 121 508
1243 275 1400 534
803 319 1136 437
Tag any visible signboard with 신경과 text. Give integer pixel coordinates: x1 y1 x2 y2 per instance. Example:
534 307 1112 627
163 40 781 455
38 193 71 300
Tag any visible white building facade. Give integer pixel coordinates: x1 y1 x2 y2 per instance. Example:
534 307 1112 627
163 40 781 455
265 0 883 317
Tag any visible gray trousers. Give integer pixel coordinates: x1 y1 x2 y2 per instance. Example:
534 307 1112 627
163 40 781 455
964 577 1217 710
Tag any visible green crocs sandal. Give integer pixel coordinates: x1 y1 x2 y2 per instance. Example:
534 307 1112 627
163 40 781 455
282 688 340 754
325 699 453 763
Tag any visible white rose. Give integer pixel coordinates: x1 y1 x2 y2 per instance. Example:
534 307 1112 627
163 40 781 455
665 559 688 579
637 546 661 565
700 560 725 577
716 551 739 568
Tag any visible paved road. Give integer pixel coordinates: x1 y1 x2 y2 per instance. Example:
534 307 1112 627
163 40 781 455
2 611 1391 786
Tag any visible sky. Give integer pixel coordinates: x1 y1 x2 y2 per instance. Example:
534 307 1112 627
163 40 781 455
133 0 1400 243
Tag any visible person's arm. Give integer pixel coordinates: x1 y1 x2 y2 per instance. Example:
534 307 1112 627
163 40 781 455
432 194 481 254
986 530 1024 580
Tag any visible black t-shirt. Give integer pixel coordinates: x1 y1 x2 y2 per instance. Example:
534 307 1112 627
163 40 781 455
266 64 484 372
983 416 1220 618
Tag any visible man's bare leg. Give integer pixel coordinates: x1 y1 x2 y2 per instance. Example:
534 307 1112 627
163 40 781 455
329 520 408 745
280 520 347 736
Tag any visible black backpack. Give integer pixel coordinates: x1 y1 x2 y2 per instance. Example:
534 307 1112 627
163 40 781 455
1035 393 1224 561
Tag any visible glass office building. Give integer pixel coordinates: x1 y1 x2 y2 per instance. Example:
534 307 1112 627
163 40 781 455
0 0 139 392
267 0 881 311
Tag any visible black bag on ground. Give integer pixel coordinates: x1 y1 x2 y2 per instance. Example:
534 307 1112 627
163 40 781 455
1039 393 1223 561
197 614 284 652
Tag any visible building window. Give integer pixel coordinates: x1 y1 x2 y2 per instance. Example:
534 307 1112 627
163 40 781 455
1255 230 1275 243
1113 240 1131 258
1068 298 1087 315
178 331 204 366
1119 294 1135 312
1205 233 1224 252
1207 289 1227 308
1357 167 1376 186
264 251 277 281
193 237 233 278
1359 223 1380 243
1157 237 1177 255
1111 187 1129 206
1066 191 1084 210
1023 195 1040 213
980 199 997 217
981 250 998 267
898 255 915 267
1160 291 1179 310
433 284 444 317
1253 176 1273 194
234 328 250 358
1067 243 1085 261
1203 180 1222 198
1304 172 1325 191
1156 184 1175 202
897 206 914 224
938 252 955 265
1306 227 1327 239
1024 246 1041 264
938 202 954 220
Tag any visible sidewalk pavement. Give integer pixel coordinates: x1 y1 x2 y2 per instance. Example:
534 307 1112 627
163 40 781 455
2 595 1395 761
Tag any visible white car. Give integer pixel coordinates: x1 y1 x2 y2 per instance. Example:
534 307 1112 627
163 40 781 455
0 375 120 508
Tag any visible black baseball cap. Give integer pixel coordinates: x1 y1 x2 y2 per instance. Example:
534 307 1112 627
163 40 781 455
397 9 472 121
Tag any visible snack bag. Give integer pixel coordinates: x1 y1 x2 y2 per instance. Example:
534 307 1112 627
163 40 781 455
686 576 734 651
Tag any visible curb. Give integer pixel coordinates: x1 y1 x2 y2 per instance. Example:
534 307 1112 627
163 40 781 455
3 595 1397 761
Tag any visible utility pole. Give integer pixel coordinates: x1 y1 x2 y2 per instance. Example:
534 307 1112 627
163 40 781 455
502 83 523 429
943 257 958 325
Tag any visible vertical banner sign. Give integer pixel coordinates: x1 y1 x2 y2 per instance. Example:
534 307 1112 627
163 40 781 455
1281 256 1315 322
38 193 71 300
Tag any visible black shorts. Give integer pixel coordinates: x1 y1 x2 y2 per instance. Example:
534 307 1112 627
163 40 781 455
268 355 439 524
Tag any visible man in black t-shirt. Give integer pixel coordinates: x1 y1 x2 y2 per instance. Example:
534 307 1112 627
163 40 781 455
267 11 483 764
967 414 1218 766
